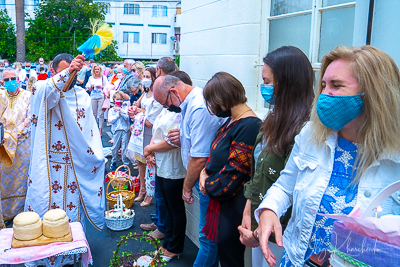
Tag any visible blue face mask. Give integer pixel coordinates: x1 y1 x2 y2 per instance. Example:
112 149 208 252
316 93 364 131
26 67 31 71
5 80 18 92
260 84 275 104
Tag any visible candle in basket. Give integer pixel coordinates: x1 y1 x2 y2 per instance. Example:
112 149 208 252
375 206 383 218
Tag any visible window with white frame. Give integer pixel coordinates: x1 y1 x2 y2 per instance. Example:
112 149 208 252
151 33 167 44
123 32 139 44
25 0 39 10
105 3 111 14
262 0 356 107
124 4 139 15
0 0 5 9
152 5 168 17
267 0 356 68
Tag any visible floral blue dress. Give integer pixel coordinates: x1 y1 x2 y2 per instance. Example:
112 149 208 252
280 136 359 267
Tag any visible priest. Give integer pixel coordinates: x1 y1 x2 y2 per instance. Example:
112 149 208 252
25 54 105 235
0 68 31 228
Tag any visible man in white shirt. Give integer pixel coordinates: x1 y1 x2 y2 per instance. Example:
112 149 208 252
18 62 37 89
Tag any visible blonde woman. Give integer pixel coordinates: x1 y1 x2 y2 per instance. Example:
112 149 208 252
26 77 37 93
13 62 22 83
257 45 400 267
86 64 108 136
132 61 145 80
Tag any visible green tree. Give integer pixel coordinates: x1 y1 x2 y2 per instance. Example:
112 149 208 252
0 9 16 62
26 0 120 62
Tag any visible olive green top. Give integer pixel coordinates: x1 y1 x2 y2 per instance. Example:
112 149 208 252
243 132 292 242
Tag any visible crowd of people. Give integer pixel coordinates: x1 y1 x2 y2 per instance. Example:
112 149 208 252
1 43 400 267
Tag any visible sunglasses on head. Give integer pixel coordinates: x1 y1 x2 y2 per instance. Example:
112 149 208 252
4 77 16 82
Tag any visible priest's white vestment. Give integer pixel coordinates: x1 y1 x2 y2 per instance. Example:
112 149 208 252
25 69 105 231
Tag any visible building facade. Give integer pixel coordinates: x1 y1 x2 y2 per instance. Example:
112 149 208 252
2 0 181 61
100 0 181 60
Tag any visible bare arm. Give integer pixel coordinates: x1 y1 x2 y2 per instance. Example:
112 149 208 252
144 140 175 157
182 157 208 204
145 119 153 128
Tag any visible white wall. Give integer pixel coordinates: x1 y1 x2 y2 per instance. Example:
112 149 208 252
180 0 265 113
104 1 177 60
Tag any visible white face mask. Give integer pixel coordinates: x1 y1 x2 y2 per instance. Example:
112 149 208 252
117 73 123 79
142 78 152 88
41 71 45 74
39 61 44 64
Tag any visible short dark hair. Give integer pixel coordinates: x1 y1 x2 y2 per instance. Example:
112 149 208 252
157 57 178 75
39 67 44 71
53 53 74 72
203 72 247 115
170 71 192 86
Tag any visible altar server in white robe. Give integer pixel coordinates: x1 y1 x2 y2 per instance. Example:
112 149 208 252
25 53 105 233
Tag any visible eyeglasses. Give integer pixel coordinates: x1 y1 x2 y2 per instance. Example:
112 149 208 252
4 77 16 82
162 90 171 108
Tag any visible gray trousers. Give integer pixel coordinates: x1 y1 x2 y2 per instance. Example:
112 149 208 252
111 130 129 165
91 97 105 130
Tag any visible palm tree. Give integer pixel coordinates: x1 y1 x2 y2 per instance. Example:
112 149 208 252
15 0 25 62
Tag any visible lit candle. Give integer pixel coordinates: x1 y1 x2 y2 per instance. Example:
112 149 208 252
375 206 383 218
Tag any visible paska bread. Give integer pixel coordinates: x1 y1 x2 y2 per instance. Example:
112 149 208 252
13 212 43 241
43 209 70 238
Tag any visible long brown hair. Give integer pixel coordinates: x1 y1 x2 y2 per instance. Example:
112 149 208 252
144 67 156 92
261 46 314 155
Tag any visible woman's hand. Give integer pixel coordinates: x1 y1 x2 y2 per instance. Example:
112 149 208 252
259 209 283 266
167 129 181 147
242 199 252 230
134 108 145 114
238 226 259 248
128 106 137 119
199 168 209 195
146 155 155 168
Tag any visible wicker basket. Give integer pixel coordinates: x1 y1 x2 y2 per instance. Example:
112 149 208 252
109 165 132 190
105 194 135 231
106 167 135 209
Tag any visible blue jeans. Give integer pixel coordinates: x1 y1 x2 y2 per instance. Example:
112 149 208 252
152 175 167 234
193 182 219 267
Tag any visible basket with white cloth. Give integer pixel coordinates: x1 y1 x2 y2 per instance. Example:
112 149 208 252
105 193 135 231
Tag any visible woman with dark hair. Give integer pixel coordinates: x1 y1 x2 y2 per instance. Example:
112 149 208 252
238 46 314 266
142 67 156 93
128 67 163 206
199 72 261 267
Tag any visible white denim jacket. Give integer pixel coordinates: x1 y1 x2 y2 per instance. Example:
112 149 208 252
255 122 400 266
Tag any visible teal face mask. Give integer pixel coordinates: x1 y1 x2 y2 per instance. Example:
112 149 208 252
260 84 275 104
5 80 18 92
316 93 364 130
